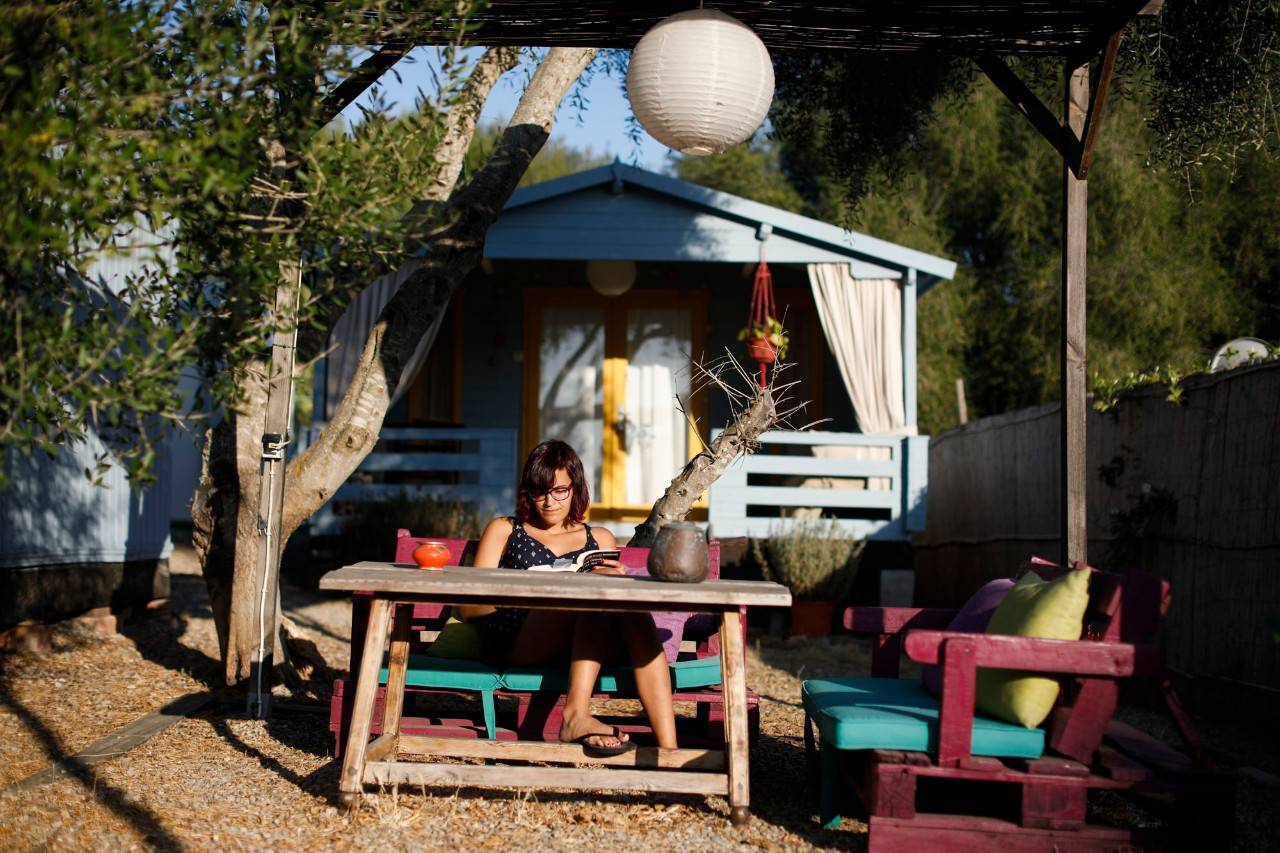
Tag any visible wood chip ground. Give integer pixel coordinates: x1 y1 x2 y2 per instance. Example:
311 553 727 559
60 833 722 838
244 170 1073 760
1 548 1275 851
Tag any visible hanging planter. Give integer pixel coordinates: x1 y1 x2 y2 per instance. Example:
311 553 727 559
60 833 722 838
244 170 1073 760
626 9 775 156
746 336 778 364
739 251 788 387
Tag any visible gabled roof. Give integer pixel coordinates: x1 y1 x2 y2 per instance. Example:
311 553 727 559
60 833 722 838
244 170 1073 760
486 162 957 292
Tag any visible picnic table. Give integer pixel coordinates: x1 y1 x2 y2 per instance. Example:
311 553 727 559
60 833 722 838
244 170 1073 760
320 561 791 824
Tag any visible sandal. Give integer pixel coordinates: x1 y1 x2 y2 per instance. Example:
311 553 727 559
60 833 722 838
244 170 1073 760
567 726 635 758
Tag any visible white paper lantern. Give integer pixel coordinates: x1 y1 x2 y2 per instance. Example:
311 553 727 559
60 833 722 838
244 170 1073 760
626 9 774 156
586 259 637 297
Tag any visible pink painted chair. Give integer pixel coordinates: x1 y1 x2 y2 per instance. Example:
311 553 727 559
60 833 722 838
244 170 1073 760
804 559 1235 850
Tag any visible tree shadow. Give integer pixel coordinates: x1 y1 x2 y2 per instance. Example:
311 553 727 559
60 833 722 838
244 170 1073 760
0 689 188 850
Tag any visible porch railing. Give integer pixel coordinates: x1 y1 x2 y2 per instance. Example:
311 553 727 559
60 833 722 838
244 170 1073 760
706 429 928 541
296 426 518 536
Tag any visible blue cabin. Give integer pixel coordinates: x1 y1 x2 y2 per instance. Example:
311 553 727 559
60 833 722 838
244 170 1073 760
309 163 955 542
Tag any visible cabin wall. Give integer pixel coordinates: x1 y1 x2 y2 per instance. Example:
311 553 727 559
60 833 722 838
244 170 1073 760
405 259 858 435
0 434 173 627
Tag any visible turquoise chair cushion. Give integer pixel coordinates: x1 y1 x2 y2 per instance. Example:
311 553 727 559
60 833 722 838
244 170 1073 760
803 676 1045 759
501 656 723 693
380 654 501 692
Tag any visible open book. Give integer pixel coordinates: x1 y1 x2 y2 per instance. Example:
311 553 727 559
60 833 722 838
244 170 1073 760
526 549 622 573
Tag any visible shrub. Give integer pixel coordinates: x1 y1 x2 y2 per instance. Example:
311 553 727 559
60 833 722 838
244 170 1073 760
332 493 488 565
752 518 865 601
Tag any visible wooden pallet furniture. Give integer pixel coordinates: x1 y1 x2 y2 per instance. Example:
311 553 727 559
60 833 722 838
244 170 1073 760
329 531 760 756
803 561 1235 851
321 561 790 822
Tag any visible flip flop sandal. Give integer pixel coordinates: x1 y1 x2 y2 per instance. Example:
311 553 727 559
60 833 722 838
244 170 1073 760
568 727 636 758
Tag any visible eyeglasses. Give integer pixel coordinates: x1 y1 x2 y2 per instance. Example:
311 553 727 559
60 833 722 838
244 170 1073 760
531 485 572 502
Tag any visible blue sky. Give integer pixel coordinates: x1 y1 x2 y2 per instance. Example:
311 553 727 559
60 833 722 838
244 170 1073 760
340 48 673 172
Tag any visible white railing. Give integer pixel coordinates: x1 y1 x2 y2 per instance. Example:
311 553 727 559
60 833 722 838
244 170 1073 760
296 426 518 536
707 430 928 541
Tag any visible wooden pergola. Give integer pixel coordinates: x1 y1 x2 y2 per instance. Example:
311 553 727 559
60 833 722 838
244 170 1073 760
248 0 1158 713
353 0 1154 569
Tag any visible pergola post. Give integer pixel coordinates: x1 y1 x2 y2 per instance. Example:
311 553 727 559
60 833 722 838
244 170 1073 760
902 267 919 433
1061 63 1089 567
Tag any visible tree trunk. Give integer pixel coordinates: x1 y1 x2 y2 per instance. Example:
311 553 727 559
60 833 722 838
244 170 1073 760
630 389 778 548
192 47 596 686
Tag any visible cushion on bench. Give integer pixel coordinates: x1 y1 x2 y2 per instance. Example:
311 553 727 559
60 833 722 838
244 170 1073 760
379 655 502 692
803 676 1045 759
500 655 722 693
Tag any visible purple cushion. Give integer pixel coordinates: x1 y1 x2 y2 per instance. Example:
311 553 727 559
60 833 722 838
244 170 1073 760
622 563 687 663
921 578 1016 696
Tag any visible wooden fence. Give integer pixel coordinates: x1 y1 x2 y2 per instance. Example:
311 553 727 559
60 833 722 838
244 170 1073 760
915 360 1280 706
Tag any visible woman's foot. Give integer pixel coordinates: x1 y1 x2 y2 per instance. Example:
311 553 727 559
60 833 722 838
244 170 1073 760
559 708 630 752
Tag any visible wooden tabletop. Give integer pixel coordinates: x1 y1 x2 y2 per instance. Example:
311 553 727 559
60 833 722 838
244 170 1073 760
320 562 793 610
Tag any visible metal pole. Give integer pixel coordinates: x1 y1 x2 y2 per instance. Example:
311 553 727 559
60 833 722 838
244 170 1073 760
247 260 302 718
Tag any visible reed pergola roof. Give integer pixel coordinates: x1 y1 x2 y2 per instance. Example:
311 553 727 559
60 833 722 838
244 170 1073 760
382 1 1156 56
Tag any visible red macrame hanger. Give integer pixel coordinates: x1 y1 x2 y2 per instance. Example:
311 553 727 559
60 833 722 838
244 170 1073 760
748 225 776 388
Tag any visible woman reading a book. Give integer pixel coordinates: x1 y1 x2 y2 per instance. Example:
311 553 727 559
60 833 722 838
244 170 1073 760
458 439 677 756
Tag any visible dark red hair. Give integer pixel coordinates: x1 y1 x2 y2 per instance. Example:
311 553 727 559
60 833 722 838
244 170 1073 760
516 440 590 525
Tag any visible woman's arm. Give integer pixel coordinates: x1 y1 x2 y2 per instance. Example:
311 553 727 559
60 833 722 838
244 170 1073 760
455 516 513 620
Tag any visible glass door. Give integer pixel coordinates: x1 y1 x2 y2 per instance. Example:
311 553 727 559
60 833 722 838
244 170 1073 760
525 289 706 518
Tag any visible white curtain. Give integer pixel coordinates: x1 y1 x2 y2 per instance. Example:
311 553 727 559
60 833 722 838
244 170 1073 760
625 309 691 506
807 263 908 435
323 258 444 422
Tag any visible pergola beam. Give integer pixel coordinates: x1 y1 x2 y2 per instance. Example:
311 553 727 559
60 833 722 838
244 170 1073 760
1077 31 1120 178
318 42 413 126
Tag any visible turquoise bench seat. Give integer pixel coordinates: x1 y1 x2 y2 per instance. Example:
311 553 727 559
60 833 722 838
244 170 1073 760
378 655 724 741
803 676 1045 829
803 676 1045 759
502 655 723 693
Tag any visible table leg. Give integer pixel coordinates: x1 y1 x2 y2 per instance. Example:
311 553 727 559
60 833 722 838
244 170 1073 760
720 608 750 825
338 597 392 807
379 603 413 753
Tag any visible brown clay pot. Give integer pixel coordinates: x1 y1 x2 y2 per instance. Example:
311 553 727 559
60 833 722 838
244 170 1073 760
790 600 835 637
746 337 777 364
647 522 709 583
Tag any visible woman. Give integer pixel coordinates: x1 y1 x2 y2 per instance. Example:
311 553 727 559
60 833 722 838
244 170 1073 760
457 439 677 756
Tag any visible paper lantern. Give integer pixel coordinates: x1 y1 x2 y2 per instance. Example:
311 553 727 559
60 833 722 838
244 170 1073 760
586 259 637 297
626 9 774 156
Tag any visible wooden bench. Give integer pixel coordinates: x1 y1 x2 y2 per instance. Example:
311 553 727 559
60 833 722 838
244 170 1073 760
803 559 1236 850
330 530 760 756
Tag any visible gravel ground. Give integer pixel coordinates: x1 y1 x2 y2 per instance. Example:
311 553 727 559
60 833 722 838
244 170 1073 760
1 549 1275 851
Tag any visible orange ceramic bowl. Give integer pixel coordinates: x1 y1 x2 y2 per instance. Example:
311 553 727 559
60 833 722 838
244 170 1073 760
412 540 451 570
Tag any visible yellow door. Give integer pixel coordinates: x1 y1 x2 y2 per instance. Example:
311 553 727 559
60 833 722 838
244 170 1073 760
523 288 707 520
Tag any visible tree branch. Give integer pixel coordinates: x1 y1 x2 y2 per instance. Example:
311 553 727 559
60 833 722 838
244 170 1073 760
282 47 597 537
296 46 521 365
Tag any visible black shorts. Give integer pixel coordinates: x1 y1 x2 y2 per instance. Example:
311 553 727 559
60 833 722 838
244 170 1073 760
470 607 529 664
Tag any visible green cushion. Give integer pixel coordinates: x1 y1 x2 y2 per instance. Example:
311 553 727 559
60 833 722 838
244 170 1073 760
976 568 1091 728
500 656 723 693
380 654 501 692
427 616 483 659
802 676 1045 759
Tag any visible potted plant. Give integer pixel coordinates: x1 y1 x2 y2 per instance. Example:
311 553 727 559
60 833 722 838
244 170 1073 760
752 519 865 637
737 315 789 363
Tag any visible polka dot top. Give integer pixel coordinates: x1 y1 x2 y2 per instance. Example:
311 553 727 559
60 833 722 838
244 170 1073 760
499 517 599 570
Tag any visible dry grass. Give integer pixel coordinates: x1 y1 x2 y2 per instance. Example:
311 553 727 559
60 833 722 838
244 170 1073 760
0 549 1275 851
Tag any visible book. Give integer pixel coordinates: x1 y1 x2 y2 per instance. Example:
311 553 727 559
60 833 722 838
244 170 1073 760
526 549 622 573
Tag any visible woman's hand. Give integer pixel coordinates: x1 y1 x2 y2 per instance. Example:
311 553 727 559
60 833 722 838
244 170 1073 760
589 559 626 576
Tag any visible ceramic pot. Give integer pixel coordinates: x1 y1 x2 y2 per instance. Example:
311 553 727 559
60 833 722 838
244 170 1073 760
746 337 777 364
412 540 451 570
647 522 708 583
